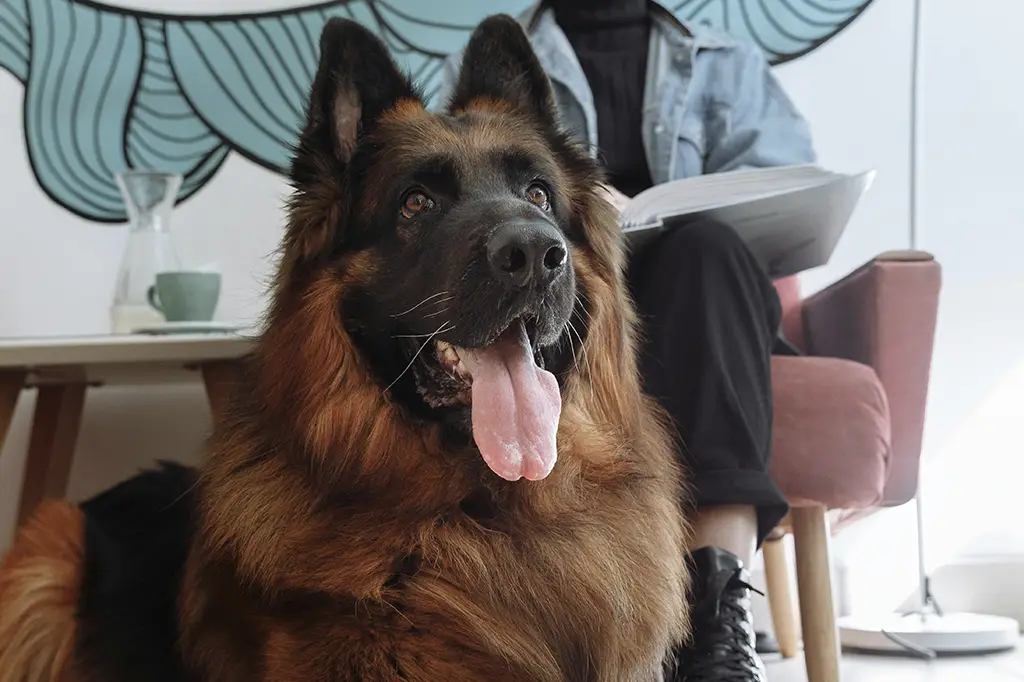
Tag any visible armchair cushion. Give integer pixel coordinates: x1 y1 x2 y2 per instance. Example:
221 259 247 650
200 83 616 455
768 355 891 509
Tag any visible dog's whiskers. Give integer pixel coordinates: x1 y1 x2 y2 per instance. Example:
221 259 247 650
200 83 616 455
572 295 598 403
392 322 455 339
422 306 450 319
383 321 452 395
574 293 593 323
391 292 452 318
566 318 587 368
566 317 596 404
563 322 581 375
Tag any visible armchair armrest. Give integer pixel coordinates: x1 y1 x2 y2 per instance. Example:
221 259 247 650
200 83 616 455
801 251 942 506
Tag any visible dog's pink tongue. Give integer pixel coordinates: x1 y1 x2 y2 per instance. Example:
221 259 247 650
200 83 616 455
457 324 561 481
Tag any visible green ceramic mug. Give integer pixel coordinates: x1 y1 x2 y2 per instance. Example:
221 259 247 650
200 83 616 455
147 271 221 322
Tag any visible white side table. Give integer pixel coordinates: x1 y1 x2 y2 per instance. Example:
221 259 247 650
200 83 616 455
0 332 255 533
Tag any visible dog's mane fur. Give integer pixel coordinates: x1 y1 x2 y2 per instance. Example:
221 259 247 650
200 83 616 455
176 113 689 681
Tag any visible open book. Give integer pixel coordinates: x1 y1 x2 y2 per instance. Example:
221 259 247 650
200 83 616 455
619 165 876 279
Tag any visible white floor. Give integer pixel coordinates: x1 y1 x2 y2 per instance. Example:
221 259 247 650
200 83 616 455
765 645 1024 681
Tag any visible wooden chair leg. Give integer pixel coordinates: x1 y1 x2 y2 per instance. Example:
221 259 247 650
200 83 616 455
792 505 840 682
763 535 801 658
201 361 240 425
0 371 25 455
17 383 87 529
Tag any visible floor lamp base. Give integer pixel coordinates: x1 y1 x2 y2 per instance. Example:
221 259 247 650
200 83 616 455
839 612 1019 656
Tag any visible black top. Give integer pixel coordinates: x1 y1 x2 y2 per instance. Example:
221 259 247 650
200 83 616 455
549 0 654 198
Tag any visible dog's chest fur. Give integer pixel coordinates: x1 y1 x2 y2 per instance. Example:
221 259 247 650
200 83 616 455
178 466 684 682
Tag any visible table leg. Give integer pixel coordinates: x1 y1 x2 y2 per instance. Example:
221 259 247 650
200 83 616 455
16 383 87 529
0 371 25 456
201 361 240 424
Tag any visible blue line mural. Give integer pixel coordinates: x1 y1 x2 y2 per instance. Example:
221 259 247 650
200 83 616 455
0 0 874 223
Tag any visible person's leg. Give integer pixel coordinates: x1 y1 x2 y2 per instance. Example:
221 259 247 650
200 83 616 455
627 218 787 682
628 217 788 548
691 504 758 565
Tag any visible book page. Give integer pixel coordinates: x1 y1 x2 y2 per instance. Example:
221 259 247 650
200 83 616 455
621 169 875 278
619 165 840 229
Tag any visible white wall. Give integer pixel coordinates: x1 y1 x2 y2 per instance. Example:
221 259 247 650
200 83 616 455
914 0 1024 559
780 0 1024 618
2 1 1022 625
777 0 915 295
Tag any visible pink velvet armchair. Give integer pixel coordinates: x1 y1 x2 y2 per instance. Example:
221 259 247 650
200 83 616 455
760 251 942 682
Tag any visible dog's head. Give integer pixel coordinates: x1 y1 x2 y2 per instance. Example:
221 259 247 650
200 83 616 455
269 15 633 483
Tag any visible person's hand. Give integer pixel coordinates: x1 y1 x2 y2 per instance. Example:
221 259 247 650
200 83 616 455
597 183 629 213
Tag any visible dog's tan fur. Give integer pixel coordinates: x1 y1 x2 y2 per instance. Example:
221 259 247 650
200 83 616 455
174 101 689 682
0 502 83 682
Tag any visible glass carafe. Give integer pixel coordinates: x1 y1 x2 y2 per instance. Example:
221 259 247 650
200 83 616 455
110 170 184 333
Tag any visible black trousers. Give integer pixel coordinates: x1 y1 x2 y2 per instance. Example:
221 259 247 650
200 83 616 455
627 218 789 546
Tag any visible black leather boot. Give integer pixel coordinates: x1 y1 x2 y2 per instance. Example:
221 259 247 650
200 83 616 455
665 546 768 682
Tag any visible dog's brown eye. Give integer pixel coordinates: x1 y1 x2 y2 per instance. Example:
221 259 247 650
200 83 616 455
526 184 551 211
401 190 434 219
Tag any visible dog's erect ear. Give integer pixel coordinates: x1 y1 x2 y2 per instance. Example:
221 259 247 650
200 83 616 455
447 15 559 124
291 18 417 185
285 19 417 267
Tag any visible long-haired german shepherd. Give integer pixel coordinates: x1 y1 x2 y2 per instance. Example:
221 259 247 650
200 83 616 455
0 15 689 682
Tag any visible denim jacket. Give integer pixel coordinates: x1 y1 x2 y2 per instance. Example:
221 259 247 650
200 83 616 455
437 1 817 184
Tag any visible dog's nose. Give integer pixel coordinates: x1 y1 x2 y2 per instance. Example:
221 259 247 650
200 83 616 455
486 221 568 288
